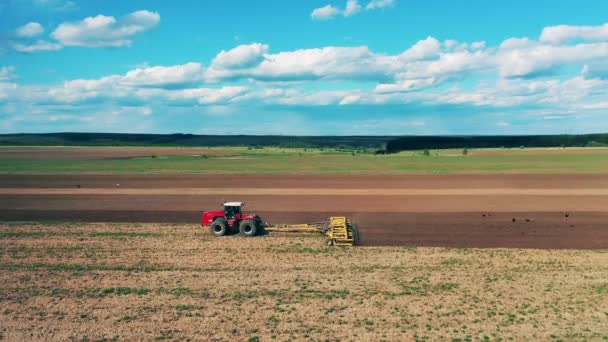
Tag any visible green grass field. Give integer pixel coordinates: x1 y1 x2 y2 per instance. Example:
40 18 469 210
3 146 608 174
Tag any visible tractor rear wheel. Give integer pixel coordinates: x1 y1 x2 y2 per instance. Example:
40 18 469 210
209 218 228 237
239 220 258 237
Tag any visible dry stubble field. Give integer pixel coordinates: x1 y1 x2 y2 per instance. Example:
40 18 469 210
1 222 607 341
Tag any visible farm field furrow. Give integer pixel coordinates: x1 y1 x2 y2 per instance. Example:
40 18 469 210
1 174 608 249
0 210 607 249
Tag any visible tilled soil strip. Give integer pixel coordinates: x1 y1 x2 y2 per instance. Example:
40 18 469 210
3 188 608 195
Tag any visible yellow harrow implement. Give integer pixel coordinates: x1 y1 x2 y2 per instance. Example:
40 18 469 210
264 216 358 246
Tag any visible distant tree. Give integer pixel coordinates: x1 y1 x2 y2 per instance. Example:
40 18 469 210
423 149 431 156
462 147 469 156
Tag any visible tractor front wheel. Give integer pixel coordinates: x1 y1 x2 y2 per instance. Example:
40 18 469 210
209 219 228 237
239 220 258 237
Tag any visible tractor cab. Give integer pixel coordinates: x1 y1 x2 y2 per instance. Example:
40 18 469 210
223 202 242 220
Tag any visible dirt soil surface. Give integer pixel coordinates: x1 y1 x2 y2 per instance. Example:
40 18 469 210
1 174 608 249
0 147 231 159
1 222 607 341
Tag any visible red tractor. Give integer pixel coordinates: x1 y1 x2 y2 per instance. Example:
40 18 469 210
201 202 263 237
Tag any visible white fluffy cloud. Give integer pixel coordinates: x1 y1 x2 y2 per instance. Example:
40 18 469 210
26 75 247 106
496 40 608 78
366 0 395 10
16 22 44 38
251 46 390 81
400 36 440 62
122 63 204 88
0 66 16 81
32 0 77 11
311 5 340 20
374 78 436 93
51 10 160 47
63 62 205 93
203 38 489 89
6 20 608 133
344 0 362 17
471 41 486 50
12 40 63 53
312 0 395 20
540 23 608 45
373 48 492 94
211 43 269 69
166 86 248 105
11 10 159 53
206 45 400 83
18 60 247 107
194 23 608 87
409 49 492 79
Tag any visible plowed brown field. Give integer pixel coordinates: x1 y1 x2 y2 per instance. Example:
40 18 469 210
1 174 608 249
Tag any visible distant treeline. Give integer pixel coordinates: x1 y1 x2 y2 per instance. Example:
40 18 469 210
384 134 608 153
2 133 608 151
0 133 390 148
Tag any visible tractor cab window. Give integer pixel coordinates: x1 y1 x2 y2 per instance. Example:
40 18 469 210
224 206 241 220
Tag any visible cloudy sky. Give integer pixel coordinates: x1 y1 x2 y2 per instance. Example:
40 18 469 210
1 0 608 135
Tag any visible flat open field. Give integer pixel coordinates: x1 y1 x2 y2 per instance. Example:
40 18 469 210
2 174 608 249
1 222 607 341
1 147 608 248
1 146 608 340
3 146 608 174
0 146 232 160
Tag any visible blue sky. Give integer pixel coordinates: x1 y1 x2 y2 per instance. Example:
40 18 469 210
1 0 608 135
